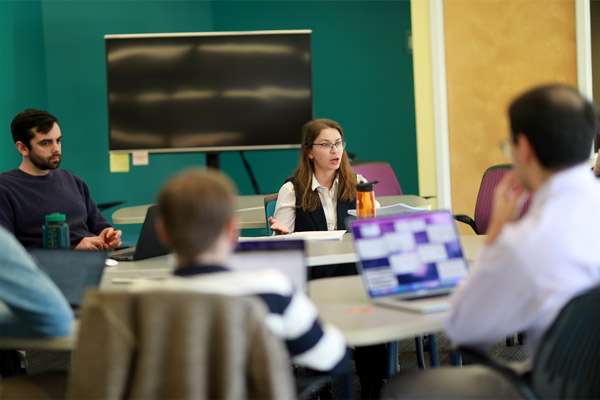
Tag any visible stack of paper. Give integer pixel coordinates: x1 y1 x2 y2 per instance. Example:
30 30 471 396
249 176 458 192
347 203 430 217
238 230 346 242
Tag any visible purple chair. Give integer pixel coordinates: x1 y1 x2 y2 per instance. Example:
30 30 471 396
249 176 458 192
455 163 531 347
350 161 403 196
454 164 532 235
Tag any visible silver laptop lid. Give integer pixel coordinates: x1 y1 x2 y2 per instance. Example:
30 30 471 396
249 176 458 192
227 239 307 292
349 210 468 300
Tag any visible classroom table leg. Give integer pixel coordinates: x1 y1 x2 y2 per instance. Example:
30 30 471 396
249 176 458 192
450 348 462 366
336 370 353 399
415 336 426 369
428 334 440 367
386 341 398 377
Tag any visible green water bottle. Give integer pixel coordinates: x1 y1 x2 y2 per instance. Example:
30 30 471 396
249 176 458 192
42 213 70 248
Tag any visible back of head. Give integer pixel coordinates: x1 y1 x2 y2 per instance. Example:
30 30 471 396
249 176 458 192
11 109 58 147
508 84 599 170
157 168 237 261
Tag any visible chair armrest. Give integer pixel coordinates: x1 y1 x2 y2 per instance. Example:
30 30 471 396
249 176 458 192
453 214 478 234
97 200 126 211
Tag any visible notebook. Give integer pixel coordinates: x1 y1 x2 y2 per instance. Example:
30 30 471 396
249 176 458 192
348 210 469 313
227 239 307 292
110 205 170 261
28 248 109 308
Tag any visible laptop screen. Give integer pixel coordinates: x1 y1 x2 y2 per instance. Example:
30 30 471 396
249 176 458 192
349 210 468 299
227 239 307 292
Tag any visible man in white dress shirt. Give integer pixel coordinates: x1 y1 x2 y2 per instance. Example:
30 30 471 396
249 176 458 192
445 84 600 359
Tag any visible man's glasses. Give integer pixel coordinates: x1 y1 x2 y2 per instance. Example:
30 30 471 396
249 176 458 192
312 140 347 151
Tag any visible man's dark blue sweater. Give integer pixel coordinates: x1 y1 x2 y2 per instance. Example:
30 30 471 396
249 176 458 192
0 169 111 248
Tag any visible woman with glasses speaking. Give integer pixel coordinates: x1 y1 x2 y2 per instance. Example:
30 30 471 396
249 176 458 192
268 118 386 398
269 118 371 234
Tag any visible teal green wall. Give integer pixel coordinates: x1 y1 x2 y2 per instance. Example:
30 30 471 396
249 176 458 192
1 0 416 236
1 1 48 170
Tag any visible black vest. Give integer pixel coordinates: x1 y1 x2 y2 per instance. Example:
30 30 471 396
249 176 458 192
286 178 356 232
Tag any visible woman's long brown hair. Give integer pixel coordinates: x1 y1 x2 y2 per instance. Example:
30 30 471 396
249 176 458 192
292 119 357 212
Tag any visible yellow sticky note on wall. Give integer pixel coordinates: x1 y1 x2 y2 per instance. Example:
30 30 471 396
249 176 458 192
110 153 130 173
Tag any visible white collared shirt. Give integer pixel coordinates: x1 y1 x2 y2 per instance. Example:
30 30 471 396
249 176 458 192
273 174 369 232
445 164 600 359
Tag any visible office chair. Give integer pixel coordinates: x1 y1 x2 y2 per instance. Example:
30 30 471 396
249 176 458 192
351 161 403 196
96 200 126 212
454 164 531 235
383 284 600 399
455 164 529 346
0 290 295 399
264 193 278 235
454 164 513 235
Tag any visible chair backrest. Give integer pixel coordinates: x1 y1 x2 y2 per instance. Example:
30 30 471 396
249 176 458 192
473 164 513 234
67 289 294 399
264 193 278 235
532 285 600 399
350 161 403 196
473 164 533 234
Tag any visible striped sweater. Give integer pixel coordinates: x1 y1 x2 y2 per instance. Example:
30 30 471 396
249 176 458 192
144 265 348 374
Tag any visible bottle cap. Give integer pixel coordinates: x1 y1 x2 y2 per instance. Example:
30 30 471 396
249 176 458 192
45 213 66 223
356 179 380 192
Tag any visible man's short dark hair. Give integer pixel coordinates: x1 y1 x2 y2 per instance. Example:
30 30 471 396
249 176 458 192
509 84 599 170
11 109 59 148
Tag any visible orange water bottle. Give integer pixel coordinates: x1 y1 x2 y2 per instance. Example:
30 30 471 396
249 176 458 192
356 180 379 219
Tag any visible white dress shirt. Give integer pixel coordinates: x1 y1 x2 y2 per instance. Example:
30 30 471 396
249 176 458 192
273 174 369 232
445 164 600 359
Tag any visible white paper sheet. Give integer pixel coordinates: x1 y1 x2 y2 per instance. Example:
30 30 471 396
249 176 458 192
347 202 430 217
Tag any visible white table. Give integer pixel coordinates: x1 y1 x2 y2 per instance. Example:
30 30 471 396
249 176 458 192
101 234 486 289
0 323 79 351
306 232 484 267
0 234 486 351
111 195 432 229
112 195 266 228
309 275 447 347
307 234 486 346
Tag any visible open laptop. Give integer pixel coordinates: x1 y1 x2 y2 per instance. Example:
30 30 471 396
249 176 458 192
348 210 469 313
28 249 109 309
227 239 307 292
110 205 170 261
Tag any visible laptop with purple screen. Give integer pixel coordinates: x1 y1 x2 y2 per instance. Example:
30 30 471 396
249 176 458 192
348 210 469 313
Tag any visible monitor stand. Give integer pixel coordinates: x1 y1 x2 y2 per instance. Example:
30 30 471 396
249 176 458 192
206 152 220 169
205 151 261 195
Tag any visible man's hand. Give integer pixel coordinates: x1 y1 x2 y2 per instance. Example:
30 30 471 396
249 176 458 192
75 228 122 250
485 171 524 245
268 217 290 235
75 236 108 250
98 227 122 249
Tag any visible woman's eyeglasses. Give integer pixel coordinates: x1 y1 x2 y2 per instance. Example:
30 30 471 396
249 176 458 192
312 140 347 151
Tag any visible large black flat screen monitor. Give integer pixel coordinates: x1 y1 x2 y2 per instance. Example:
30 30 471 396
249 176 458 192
105 30 312 153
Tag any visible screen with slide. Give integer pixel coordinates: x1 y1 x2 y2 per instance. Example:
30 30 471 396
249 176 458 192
105 30 313 153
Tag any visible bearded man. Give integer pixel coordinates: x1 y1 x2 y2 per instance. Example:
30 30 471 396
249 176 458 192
0 109 121 250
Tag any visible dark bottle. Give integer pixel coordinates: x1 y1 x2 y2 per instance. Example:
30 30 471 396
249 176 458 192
42 213 70 248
